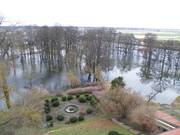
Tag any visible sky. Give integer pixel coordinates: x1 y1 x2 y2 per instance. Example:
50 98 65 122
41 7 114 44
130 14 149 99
0 0 180 29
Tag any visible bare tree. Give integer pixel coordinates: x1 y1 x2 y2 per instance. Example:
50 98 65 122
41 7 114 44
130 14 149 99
100 87 143 119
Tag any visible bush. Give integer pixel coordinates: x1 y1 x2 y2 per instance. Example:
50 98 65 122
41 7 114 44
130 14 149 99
85 94 89 97
45 99 50 104
56 115 64 121
108 131 121 135
52 101 60 107
67 95 73 101
44 106 51 114
90 98 97 106
62 96 67 101
44 102 50 107
46 115 53 121
51 97 58 103
69 117 78 123
86 95 92 101
44 99 50 107
79 95 87 103
111 76 125 88
129 106 157 132
76 94 80 98
78 115 85 121
86 108 93 114
100 87 143 119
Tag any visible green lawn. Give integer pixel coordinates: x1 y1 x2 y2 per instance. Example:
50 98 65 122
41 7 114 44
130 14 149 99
48 117 134 135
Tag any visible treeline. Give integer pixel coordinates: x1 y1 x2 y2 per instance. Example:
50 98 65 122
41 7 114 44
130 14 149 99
1 26 180 79
1 26 180 109
0 26 138 78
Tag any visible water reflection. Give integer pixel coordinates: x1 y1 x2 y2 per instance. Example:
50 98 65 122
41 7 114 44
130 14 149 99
5 43 180 104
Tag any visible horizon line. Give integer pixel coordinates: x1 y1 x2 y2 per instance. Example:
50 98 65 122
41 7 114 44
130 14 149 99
1 24 180 31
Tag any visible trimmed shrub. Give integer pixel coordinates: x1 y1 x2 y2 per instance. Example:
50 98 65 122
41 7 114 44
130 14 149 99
51 97 58 103
62 96 67 101
44 106 51 114
44 102 50 108
111 76 125 88
56 115 64 121
108 131 122 135
85 94 89 97
79 95 86 103
44 99 50 106
67 95 73 101
76 94 80 98
69 117 78 123
78 115 85 121
86 95 92 101
86 108 93 114
46 115 53 121
52 101 60 107
45 99 50 104
90 98 97 106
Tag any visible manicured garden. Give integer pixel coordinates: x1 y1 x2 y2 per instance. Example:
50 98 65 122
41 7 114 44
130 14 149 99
42 77 158 135
43 93 98 127
43 92 134 135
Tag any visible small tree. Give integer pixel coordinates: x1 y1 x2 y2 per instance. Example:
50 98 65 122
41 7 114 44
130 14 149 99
67 71 80 88
0 61 11 108
11 89 49 128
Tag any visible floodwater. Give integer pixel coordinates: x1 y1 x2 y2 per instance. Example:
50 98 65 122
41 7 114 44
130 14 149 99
0 44 180 108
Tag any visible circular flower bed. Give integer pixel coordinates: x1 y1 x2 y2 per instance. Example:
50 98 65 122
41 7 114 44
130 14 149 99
64 104 79 113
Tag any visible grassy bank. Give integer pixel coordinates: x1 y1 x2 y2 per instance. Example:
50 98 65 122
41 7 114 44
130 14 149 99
48 117 134 135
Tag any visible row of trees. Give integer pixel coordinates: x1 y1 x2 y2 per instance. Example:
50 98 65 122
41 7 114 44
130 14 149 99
0 25 138 78
115 33 180 102
140 34 180 101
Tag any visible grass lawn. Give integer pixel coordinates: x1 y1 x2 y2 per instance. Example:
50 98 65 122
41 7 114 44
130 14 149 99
48 117 134 135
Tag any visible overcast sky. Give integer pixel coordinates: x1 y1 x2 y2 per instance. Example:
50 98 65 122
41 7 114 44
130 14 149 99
0 0 180 29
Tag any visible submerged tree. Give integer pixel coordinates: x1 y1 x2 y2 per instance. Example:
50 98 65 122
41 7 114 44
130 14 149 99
83 28 116 82
139 35 180 102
